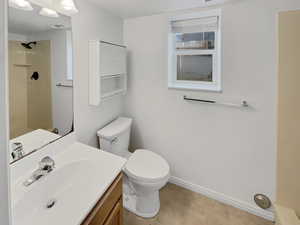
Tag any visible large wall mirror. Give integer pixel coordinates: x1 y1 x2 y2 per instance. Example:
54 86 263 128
8 2 74 163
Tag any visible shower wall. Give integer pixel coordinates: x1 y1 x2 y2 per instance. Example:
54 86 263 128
8 40 53 139
277 10 300 216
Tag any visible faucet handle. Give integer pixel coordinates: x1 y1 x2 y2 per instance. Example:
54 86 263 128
11 142 24 160
12 142 22 149
39 156 55 171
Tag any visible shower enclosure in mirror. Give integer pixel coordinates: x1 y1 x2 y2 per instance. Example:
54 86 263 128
8 3 74 163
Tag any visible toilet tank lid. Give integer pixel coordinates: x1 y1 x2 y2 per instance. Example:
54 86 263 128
97 117 132 140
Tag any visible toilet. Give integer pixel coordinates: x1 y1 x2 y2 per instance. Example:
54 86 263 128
97 117 170 218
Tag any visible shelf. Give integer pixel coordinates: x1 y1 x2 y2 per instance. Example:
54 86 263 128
89 40 127 106
101 89 124 99
101 74 123 80
175 49 215 55
56 83 73 88
14 64 32 67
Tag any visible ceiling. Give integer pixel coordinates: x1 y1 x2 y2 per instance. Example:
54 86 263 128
8 0 231 35
8 3 71 36
88 0 230 18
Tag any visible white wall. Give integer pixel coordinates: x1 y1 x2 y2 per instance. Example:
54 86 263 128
48 30 73 135
32 30 74 136
123 0 300 220
72 0 124 147
0 0 11 224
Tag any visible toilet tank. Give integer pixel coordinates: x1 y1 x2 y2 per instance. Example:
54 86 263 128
97 117 132 157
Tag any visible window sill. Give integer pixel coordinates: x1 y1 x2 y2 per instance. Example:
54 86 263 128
168 83 222 92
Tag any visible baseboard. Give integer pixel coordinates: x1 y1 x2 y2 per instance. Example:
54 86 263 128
169 176 274 221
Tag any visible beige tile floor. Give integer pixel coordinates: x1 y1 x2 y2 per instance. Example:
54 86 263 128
124 183 274 225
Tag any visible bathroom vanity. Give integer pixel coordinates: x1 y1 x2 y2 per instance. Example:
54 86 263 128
82 173 123 225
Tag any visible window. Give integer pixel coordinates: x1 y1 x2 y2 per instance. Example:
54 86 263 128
168 10 222 91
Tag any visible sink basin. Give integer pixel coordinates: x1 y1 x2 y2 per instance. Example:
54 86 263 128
11 142 126 225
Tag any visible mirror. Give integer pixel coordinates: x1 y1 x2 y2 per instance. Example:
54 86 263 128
8 3 74 163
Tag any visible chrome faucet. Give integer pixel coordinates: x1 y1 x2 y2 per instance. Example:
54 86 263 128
23 156 55 187
11 142 25 160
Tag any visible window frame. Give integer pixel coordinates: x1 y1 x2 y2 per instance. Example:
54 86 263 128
168 9 222 92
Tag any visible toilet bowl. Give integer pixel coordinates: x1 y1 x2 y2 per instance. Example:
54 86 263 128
123 149 170 217
97 117 170 218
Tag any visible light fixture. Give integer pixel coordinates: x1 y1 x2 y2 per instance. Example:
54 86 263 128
39 8 60 18
56 0 79 15
9 0 33 11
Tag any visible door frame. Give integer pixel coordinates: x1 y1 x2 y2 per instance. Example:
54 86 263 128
0 0 12 224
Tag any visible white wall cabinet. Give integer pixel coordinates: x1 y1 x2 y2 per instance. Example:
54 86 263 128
89 40 127 106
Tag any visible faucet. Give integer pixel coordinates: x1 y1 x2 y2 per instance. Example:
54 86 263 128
23 156 55 187
11 142 25 160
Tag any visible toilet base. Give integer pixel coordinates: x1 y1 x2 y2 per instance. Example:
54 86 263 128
123 192 160 218
123 181 160 218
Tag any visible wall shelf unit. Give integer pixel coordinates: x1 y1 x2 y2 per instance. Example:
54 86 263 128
89 40 127 106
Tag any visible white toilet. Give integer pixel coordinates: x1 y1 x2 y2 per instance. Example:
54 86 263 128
97 117 170 218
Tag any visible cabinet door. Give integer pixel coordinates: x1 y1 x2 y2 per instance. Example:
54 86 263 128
104 200 123 225
81 174 123 225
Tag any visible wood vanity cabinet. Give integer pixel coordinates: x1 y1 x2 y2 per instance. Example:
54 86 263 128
81 173 123 225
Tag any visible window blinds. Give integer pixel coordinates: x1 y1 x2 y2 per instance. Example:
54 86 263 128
171 16 218 33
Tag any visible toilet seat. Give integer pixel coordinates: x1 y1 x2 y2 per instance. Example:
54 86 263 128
124 149 170 183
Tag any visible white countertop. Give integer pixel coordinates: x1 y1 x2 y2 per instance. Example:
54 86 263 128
11 141 126 225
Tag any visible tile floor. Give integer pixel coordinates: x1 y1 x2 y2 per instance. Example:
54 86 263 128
124 183 274 225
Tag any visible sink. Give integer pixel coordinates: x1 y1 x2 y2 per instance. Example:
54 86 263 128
11 142 126 225
13 161 91 224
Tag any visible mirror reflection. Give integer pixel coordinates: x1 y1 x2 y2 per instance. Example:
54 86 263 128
8 3 74 163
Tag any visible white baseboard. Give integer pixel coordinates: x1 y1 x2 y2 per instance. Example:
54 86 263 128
169 176 274 221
